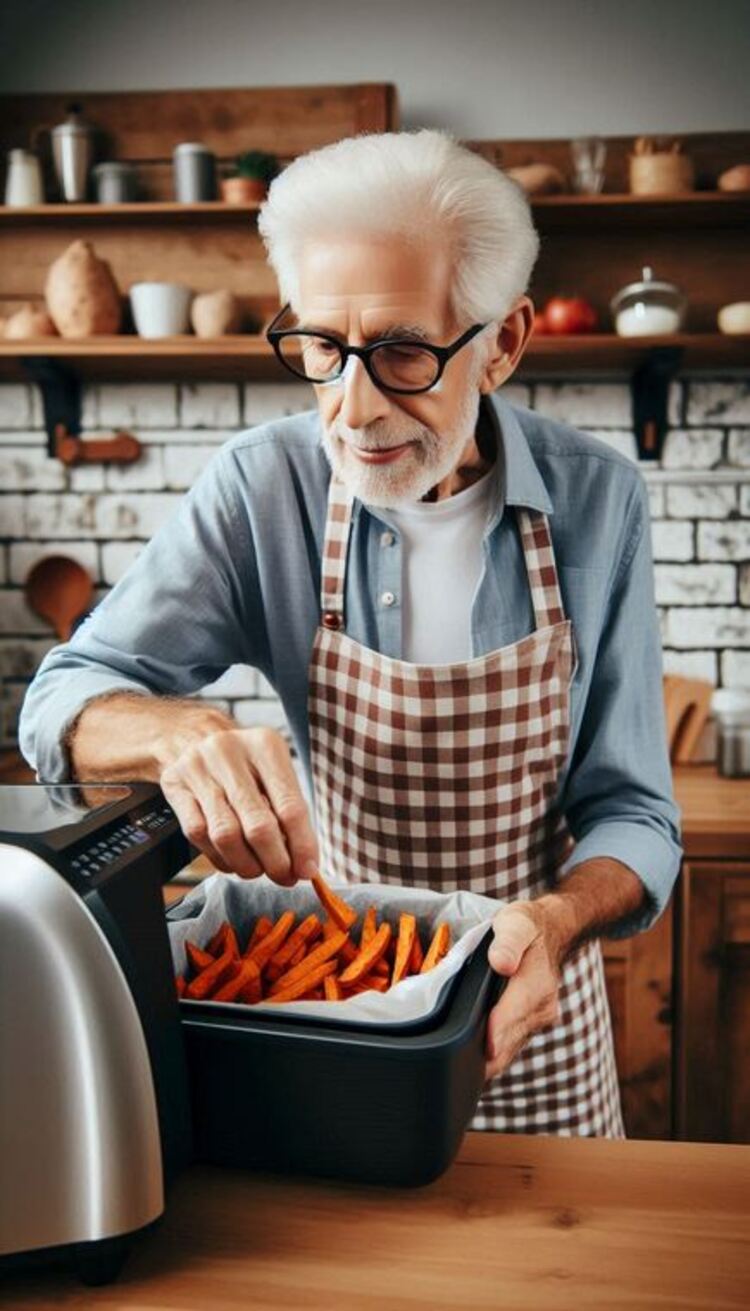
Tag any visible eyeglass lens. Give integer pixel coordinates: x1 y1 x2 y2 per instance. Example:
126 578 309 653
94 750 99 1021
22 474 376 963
276 334 440 390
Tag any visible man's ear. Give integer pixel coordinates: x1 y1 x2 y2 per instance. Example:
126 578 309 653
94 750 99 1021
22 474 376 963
478 296 535 393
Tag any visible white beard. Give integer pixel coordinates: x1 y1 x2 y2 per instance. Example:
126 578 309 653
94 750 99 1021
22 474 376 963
319 371 484 508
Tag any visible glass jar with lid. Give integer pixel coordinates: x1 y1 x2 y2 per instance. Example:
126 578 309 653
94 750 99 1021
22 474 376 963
610 266 687 337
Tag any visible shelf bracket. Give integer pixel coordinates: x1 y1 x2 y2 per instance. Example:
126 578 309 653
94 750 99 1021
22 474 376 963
21 357 142 465
630 345 683 462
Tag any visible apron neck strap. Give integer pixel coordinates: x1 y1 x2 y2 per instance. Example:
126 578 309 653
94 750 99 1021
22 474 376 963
320 474 354 624
516 508 565 628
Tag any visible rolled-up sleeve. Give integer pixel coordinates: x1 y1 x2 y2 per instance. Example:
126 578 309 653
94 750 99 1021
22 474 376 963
558 474 683 939
19 449 266 783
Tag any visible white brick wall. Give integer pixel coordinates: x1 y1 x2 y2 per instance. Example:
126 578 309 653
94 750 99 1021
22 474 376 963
1 376 748 760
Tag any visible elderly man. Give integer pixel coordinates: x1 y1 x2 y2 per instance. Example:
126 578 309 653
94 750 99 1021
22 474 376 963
20 129 682 1137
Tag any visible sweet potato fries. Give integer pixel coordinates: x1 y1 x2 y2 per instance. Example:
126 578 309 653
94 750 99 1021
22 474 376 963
175 874 452 1007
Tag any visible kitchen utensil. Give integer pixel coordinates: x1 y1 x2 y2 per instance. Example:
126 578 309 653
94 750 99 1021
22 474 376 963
51 102 96 202
92 161 137 204
25 554 94 640
712 689 750 778
663 675 714 764
130 282 193 337
4 148 44 205
0 783 193 1283
569 136 607 193
173 143 217 202
611 266 687 337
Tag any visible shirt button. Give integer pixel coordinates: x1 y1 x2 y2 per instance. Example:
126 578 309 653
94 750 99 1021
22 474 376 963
380 590 397 607
380 530 395 548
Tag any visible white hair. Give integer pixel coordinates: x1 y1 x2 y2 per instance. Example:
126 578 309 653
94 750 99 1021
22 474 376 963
257 128 540 332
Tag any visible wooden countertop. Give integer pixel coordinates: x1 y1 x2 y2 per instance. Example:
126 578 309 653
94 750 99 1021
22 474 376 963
7 1133 750 1309
673 764 750 859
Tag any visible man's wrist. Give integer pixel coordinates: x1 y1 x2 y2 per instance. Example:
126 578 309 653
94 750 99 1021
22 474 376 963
534 857 647 965
152 704 236 772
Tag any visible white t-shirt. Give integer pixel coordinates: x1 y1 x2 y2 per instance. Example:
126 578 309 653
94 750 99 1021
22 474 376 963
375 466 497 665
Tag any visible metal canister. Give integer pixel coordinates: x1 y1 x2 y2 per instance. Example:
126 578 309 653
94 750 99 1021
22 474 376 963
712 690 750 778
92 162 138 204
173 143 217 202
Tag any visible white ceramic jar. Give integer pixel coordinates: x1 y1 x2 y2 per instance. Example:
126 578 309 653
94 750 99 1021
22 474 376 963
129 282 193 337
4 149 45 205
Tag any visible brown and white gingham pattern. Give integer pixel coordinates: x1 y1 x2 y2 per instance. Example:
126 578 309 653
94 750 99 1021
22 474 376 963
307 475 625 1138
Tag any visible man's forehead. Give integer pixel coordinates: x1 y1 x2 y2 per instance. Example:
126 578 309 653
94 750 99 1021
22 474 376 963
295 303 440 342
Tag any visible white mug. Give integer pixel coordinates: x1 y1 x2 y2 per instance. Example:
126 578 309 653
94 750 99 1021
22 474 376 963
130 282 193 337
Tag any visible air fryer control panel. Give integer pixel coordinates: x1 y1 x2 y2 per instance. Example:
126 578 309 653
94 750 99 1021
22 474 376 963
0 784 184 891
67 797 176 882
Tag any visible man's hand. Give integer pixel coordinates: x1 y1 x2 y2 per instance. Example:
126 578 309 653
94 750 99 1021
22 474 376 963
160 725 319 886
484 898 571 1082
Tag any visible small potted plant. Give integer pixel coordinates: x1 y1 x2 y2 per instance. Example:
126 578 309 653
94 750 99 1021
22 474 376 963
221 150 280 204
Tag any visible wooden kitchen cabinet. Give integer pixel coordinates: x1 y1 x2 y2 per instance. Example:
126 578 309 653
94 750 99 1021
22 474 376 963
674 860 750 1143
601 766 750 1143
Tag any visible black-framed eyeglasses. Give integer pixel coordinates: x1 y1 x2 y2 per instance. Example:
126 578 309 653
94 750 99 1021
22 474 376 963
265 302 489 395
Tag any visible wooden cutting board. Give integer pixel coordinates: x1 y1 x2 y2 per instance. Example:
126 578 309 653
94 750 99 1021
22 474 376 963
663 675 714 764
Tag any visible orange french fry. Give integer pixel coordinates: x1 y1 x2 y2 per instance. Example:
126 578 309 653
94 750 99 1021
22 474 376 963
269 913 322 972
207 920 239 959
312 874 357 932
206 920 230 955
360 906 377 947
175 974 186 997
409 930 424 974
343 973 389 995
371 958 390 977
247 910 296 971
421 922 451 973
269 929 348 996
392 913 416 985
338 922 392 987
324 975 341 1001
185 940 214 975
185 946 238 1000
323 916 358 964
244 915 273 955
266 959 338 1004
212 957 261 1003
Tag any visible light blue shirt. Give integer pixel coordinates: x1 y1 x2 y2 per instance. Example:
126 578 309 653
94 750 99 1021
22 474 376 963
19 391 683 939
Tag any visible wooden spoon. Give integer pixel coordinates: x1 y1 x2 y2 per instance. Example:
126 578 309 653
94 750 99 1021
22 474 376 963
25 555 94 641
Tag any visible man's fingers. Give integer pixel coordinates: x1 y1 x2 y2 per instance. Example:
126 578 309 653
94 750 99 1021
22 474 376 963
161 777 238 874
484 954 562 1078
488 904 539 975
202 738 294 884
255 734 319 880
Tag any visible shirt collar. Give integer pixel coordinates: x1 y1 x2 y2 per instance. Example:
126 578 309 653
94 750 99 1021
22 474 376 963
483 390 553 536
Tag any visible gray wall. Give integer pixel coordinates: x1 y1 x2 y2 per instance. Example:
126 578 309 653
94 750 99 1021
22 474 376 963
1 0 748 138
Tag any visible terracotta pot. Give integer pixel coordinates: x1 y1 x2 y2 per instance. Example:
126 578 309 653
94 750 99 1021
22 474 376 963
220 176 268 205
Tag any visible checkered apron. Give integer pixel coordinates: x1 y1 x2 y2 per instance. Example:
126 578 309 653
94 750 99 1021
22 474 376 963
307 474 625 1138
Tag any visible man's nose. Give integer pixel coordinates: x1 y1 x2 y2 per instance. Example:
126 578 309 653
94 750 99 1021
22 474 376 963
338 354 391 429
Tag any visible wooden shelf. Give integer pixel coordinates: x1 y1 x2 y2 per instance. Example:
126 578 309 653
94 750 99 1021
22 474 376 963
1 332 747 383
2 192 747 228
0 201 262 223
530 190 750 230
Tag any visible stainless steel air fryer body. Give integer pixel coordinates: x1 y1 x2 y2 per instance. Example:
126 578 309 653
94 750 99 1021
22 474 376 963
0 782 193 1284
0 844 163 1260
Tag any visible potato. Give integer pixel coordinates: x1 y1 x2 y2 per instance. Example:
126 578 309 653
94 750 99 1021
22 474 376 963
45 239 122 338
3 303 58 339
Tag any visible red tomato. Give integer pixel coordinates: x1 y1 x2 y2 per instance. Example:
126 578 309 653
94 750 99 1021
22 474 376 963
531 309 549 335
543 296 598 334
